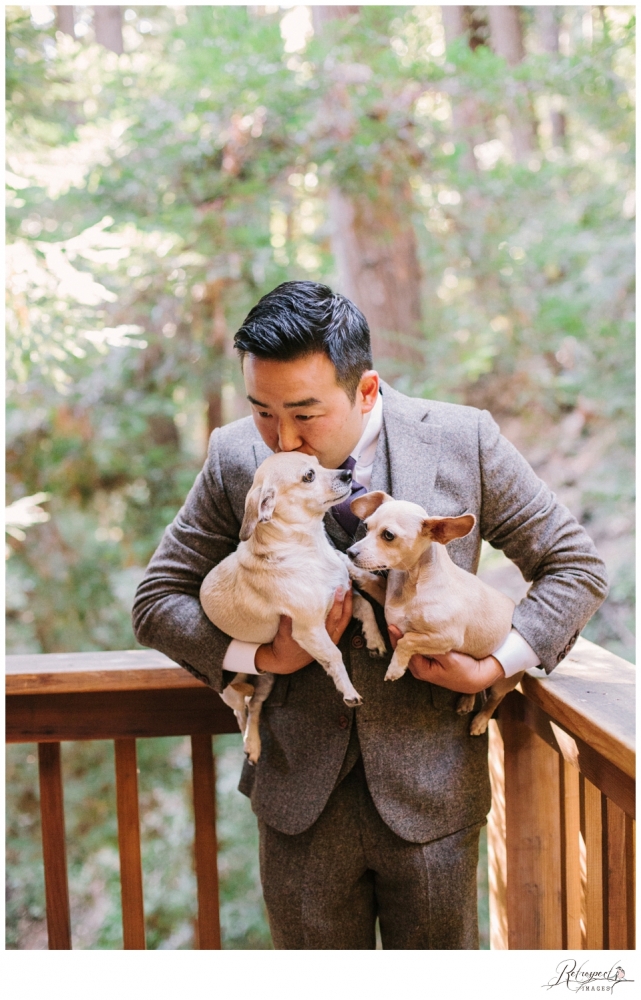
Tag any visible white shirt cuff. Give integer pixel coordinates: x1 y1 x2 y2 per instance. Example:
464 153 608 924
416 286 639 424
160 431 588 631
492 628 540 678
222 639 261 675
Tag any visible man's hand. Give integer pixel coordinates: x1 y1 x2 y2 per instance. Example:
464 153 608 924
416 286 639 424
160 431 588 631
255 586 353 675
387 625 505 694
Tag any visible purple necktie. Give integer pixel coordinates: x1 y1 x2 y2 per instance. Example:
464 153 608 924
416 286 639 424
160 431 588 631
331 456 367 537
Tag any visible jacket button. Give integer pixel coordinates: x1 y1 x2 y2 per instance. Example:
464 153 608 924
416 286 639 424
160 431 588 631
338 715 349 729
351 634 365 649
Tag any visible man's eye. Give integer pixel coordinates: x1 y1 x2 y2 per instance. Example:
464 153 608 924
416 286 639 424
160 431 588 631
302 470 315 483
258 412 271 419
381 529 395 542
296 414 312 421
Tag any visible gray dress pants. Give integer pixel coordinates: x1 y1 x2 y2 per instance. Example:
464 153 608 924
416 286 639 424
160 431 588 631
258 756 481 950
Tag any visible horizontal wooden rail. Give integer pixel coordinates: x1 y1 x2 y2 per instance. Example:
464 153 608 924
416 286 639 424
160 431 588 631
6 638 635 951
6 650 238 742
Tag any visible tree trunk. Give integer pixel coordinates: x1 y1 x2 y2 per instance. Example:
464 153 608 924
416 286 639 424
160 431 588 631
311 6 360 30
93 6 123 54
441 5 465 42
313 5 423 368
441 6 479 174
487 5 537 161
328 188 422 365
56 6 75 37
536 6 566 146
203 278 231 437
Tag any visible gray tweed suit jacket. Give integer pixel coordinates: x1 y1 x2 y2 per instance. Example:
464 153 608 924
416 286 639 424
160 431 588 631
133 382 608 841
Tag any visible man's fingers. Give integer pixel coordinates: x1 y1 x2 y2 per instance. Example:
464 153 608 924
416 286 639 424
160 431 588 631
325 585 353 643
278 614 293 638
387 624 402 650
408 654 441 680
338 587 353 629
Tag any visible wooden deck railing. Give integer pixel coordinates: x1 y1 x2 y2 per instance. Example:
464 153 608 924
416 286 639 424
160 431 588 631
6 650 237 949
487 638 635 950
6 637 635 950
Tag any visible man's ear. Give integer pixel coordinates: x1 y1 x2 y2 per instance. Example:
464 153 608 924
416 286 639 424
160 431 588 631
350 490 394 520
240 486 276 541
422 513 476 545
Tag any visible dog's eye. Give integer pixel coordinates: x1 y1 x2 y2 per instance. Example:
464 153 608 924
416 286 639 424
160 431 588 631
302 470 315 483
381 529 395 542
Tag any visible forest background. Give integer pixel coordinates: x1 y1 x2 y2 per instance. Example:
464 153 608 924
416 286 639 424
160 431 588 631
6 4 635 950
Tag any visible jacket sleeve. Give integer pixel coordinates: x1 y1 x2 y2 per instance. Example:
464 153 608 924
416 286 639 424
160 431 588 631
132 428 241 691
477 409 609 673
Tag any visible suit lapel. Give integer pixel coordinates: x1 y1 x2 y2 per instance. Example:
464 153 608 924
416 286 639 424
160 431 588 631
253 440 272 468
379 384 442 512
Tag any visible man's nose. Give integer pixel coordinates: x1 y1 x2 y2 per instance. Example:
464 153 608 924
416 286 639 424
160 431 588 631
277 420 303 452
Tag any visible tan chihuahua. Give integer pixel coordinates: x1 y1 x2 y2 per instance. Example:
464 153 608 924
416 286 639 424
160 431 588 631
347 491 524 735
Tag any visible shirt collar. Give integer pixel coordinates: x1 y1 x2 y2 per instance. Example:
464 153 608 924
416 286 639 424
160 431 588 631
351 389 383 469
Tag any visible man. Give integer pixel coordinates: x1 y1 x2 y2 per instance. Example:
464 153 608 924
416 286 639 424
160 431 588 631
133 281 608 949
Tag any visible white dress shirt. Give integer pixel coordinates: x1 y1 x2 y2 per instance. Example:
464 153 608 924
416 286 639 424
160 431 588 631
222 390 538 678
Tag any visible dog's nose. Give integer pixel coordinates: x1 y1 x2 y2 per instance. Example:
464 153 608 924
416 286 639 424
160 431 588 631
346 546 357 561
338 470 352 484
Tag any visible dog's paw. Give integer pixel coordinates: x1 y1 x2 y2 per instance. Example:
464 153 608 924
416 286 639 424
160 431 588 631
367 635 388 658
456 693 476 716
244 735 262 763
384 664 406 682
343 693 363 708
469 713 490 736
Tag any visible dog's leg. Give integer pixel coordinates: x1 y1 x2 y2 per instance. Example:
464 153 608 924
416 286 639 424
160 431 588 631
456 693 476 715
220 673 251 734
352 593 387 658
292 623 362 706
243 673 275 763
385 632 456 682
468 671 523 736
348 566 387 606
335 551 387 606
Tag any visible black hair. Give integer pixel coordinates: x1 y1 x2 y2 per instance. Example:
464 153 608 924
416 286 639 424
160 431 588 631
233 281 372 402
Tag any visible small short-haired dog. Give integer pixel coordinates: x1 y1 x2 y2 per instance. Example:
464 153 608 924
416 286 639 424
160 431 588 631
348 491 524 735
200 452 386 761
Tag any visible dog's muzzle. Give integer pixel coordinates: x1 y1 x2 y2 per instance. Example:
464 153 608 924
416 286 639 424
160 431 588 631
329 469 352 503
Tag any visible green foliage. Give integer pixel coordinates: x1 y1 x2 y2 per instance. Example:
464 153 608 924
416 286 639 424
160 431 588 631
6 4 634 949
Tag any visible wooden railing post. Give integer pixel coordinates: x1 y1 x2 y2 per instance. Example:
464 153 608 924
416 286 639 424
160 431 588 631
487 720 508 949
191 734 222 949
581 776 605 949
114 738 146 949
605 798 634 949
559 758 583 949
501 696 564 949
38 742 72 949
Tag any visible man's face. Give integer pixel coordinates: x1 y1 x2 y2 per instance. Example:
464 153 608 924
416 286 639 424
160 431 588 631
243 352 379 469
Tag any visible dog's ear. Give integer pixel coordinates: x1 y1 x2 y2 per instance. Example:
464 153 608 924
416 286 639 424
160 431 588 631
350 490 393 520
239 486 276 541
422 513 476 544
